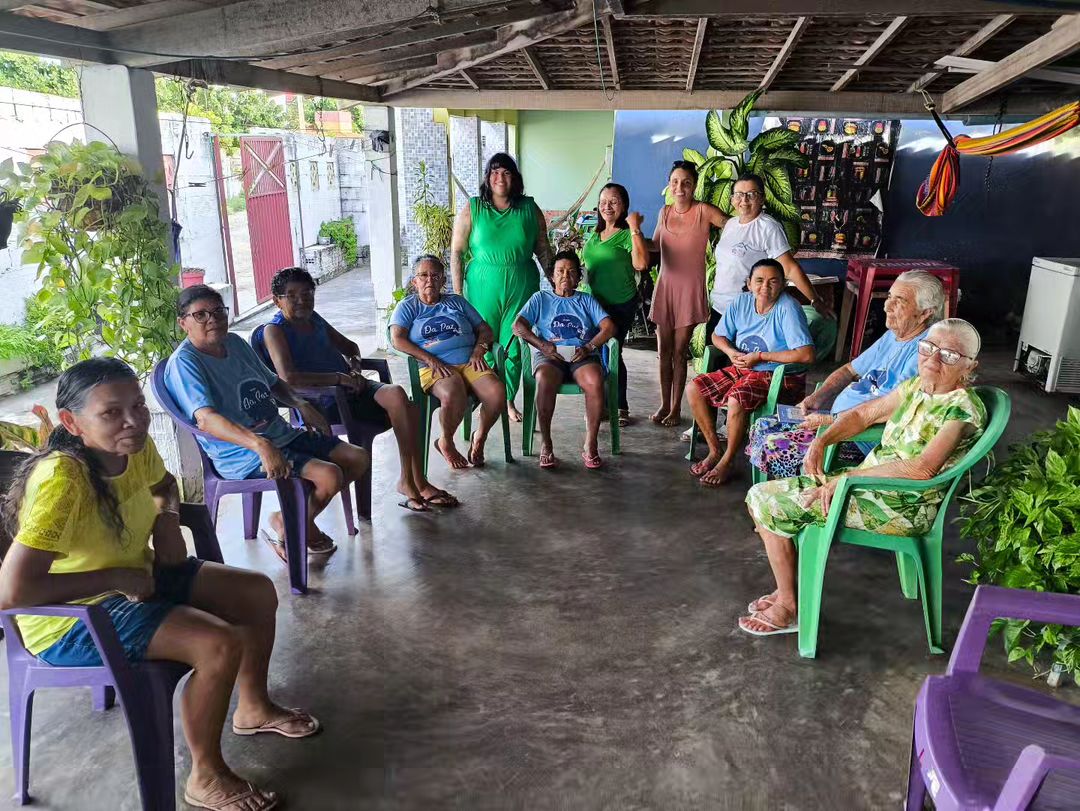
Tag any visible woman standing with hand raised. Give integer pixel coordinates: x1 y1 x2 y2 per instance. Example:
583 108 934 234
649 161 729 427
451 153 554 423
580 182 649 426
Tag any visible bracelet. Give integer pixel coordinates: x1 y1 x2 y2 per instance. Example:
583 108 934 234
158 508 180 518
631 230 643 237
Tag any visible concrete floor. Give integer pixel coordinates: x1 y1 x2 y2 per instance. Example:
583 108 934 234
0 270 1077 809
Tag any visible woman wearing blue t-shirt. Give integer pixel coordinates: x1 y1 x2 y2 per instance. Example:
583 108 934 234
513 251 616 470
686 259 814 486
747 270 945 479
389 256 507 470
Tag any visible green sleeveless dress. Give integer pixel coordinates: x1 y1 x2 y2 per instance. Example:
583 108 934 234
463 195 541 403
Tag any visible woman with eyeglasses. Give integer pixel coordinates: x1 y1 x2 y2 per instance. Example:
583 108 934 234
260 267 457 513
164 285 371 560
739 318 985 638
708 173 826 338
648 160 730 428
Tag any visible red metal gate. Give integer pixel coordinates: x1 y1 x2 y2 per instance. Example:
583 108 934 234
240 136 294 303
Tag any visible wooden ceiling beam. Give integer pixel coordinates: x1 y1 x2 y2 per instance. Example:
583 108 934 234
333 54 440 83
907 14 1015 93
685 17 706 92
59 0 218 31
297 30 497 79
830 15 909 91
600 13 619 90
618 0 1059 15
759 14 808 91
521 45 551 89
255 3 557 71
942 13 1080 111
938 54 1080 87
0 10 116 61
160 58 380 101
459 68 479 88
381 0 593 96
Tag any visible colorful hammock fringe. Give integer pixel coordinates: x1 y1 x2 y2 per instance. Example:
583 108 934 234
916 100 1080 217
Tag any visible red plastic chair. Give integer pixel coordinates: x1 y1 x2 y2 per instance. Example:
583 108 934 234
907 585 1080 810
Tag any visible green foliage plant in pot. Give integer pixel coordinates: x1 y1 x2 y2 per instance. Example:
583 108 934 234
411 161 454 260
677 90 810 361
0 140 180 379
958 405 1080 681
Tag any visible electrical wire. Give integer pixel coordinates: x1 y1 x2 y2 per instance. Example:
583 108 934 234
590 0 615 102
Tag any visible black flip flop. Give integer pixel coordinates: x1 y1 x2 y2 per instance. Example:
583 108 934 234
424 489 461 508
398 497 431 513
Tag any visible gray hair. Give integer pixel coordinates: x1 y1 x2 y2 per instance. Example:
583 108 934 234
895 271 946 321
411 254 445 274
929 318 981 359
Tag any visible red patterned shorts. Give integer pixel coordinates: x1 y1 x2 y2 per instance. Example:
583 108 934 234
692 365 806 411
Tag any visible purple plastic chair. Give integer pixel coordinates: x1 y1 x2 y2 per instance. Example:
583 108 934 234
151 360 313 595
249 324 393 521
0 503 222 810
908 585 1080 810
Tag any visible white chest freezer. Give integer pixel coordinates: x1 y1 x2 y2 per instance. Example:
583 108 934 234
1014 257 1080 393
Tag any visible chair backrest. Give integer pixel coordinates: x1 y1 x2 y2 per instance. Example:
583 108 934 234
0 450 29 560
249 323 272 369
150 361 225 478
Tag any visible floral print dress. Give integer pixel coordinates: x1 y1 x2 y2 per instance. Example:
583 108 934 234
745 378 986 539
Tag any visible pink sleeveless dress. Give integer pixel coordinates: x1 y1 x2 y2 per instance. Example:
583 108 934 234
649 202 711 329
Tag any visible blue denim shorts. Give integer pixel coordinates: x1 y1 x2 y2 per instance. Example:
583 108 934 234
37 557 204 667
245 431 342 479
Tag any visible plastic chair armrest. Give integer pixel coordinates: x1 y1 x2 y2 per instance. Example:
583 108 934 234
360 357 392 383
702 345 723 374
947 585 1080 675
996 744 1080 808
516 337 533 377
603 336 620 382
820 423 885 472
763 364 787 415
178 502 223 563
0 603 132 675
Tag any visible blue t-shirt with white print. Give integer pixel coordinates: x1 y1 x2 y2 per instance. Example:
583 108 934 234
389 293 485 366
518 290 610 349
830 328 927 414
717 291 813 372
164 333 302 480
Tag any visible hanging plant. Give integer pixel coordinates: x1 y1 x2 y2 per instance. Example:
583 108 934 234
0 188 22 249
0 140 180 379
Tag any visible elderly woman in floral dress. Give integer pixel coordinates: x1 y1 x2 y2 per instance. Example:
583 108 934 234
739 319 986 637
747 270 946 479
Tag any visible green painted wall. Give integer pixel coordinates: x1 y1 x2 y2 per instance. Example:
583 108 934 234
517 110 613 213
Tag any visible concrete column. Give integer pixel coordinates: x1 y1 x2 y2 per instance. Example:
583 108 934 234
79 65 169 223
450 115 482 203
366 106 403 349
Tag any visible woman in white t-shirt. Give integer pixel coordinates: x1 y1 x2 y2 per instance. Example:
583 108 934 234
708 174 827 335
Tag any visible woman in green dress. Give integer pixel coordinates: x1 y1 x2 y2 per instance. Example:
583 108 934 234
451 153 554 422
739 319 986 638
580 183 650 426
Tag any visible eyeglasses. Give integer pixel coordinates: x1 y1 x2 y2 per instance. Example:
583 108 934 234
732 191 762 201
281 289 315 302
414 272 445 280
182 305 230 324
917 339 970 366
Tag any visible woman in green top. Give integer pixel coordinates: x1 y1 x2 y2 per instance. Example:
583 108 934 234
580 183 650 426
451 153 554 422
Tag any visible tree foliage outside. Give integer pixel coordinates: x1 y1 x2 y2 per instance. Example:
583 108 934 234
0 52 79 98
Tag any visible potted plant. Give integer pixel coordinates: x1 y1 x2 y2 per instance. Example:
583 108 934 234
958 405 1080 683
0 142 180 379
411 161 453 260
0 188 22 249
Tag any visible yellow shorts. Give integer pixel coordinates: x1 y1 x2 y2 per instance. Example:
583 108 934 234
419 363 496 393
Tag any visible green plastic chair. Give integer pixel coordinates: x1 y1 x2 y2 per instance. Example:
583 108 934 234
685 347 787 462
519 336 621 457
793 385 1011 659
395 343 514 474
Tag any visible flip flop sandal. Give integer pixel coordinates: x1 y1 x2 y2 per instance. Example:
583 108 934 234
258 530 289 564
307 532 337 556
582 451 603 470
698 473 730 488
738 611 799 637
184 781 279 811
233 707 321 739
618 410 632 427
689 460 713 477
539 451 558 469
747 595 777 613
468 433 485 467
424 490 461 508
398 497 431 513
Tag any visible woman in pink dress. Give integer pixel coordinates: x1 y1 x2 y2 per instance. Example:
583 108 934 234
649 161 729 426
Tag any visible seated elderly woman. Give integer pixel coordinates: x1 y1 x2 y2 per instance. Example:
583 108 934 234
513 250 616 470
262 266 457 513
686 259 815 486
747 270 945 479
389 255 507 470
740 318 986 637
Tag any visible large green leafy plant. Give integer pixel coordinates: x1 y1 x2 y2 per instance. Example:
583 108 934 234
0 140 180 378
318 216 359 267
411 161 454 259
678 89 808 251
958 405 1080 679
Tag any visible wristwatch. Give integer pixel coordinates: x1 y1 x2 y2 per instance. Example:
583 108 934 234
477 340 491 352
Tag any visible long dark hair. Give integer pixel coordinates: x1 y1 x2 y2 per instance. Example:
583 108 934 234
595 182 630 235
479 152 525 207
3 358 138 540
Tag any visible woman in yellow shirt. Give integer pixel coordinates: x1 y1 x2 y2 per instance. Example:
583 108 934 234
0 358 311 811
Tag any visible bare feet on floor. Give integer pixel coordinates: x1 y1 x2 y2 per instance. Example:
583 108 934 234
468 431 486 467
689 452 722 477
434 437 469 469
507 404 523 423
699 460 733 487
649 406 668 424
